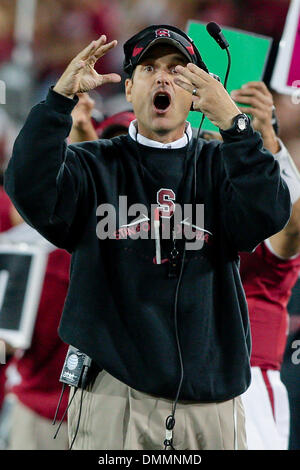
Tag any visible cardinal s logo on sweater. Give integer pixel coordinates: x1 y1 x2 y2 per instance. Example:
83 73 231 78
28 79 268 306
96 189 212 251
157 188 175 218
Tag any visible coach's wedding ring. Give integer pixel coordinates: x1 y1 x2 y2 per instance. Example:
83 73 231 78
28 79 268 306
192 88 198 96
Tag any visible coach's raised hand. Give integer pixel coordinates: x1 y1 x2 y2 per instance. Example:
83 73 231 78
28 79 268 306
53 35 121 99
174 63 240 131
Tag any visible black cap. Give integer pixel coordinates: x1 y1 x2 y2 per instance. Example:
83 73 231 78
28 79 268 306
123 24 209 76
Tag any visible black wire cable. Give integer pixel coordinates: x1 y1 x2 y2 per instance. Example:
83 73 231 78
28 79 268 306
164 242 187 450
224 48 231 91
194 114 205 201
171 243 186 412
52 383 66 425
69 385 85 450
53 387 78 440
164 436 176 450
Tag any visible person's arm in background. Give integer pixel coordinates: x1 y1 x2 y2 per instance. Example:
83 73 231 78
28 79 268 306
231 81 300 258
231 81 280 154
69 93 98 143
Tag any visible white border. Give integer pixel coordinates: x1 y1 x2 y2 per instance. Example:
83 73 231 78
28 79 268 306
0 244 48 349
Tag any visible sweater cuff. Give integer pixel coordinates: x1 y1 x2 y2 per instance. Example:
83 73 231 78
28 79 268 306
45 87 79 115
219 124 254 142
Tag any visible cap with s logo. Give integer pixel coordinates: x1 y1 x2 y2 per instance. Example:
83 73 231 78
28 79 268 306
123 24 209 76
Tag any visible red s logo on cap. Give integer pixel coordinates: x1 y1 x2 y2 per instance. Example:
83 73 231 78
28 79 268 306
155 29 170 38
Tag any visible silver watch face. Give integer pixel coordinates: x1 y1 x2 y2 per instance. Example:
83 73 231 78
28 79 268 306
237 116 247 131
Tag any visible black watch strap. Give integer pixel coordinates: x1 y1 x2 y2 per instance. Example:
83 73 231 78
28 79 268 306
221 113 250 136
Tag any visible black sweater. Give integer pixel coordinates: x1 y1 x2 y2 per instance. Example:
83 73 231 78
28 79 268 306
4 88 291 402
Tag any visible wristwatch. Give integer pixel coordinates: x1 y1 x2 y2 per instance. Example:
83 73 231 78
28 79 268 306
222 113 250 135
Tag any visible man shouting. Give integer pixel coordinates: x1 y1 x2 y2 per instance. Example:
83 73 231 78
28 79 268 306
4 25 291 450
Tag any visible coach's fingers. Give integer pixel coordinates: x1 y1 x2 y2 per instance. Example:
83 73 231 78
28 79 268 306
76 36 106 61
173 77 196 95
175 64 208 88
86 40 118 68
186 63 210 80
93 73 122 88
93 40 118 59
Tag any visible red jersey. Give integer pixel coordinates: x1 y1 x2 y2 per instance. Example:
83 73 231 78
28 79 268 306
240 241 300 370
10 248 71 421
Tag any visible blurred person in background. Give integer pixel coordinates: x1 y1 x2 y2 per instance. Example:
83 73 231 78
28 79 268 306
95 110 136 139
230 82 300 450
0 204 71 450
0 107 19 428
0 133 71 450
69 92 135 144
273 90 300 450
281 279 300 450
69 92 99 143
272 91 300 165
0 188 15 448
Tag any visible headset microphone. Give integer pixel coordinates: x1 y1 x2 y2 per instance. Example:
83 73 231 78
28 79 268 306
206 22 231 91
206 22 229 50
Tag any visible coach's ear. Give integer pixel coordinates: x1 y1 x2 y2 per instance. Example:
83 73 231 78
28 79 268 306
125 78 133 103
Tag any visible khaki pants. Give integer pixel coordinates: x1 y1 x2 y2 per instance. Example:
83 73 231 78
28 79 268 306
68 370 247 450
8 397 69 450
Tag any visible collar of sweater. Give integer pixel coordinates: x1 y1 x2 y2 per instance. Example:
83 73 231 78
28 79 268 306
128 120 192 149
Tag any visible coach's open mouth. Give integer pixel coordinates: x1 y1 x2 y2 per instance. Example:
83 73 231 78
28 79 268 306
153 91 171 114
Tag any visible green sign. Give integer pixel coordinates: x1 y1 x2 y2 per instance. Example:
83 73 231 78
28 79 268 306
186 21 273 131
